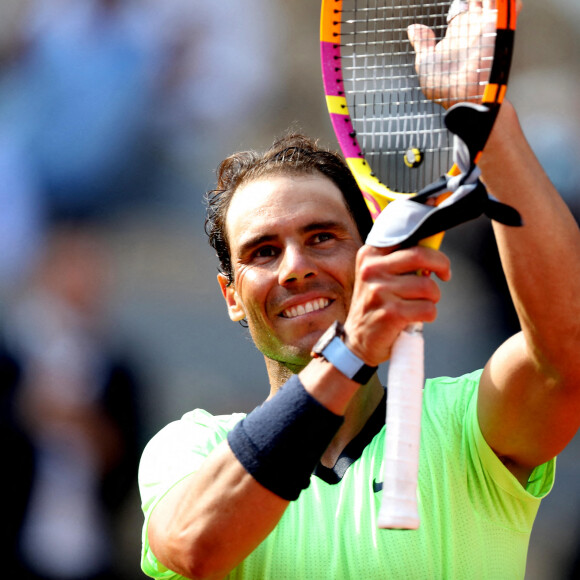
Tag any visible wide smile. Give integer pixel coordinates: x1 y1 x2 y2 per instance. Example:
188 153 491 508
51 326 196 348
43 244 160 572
281 298 331 319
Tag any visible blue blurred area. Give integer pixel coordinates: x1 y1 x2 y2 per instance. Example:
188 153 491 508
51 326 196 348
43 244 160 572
0 0 578 578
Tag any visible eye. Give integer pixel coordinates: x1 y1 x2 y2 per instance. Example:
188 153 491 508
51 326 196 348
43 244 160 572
253 245 279 260
311 232 334 244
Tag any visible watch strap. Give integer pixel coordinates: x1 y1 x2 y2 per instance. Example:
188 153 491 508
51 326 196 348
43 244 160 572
322 336 377 384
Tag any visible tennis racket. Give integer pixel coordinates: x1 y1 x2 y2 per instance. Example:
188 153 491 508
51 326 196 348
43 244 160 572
320 0 518 529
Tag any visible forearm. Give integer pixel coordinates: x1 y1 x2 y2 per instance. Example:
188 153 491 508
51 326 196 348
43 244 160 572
480 101 580 380
148 441 289 579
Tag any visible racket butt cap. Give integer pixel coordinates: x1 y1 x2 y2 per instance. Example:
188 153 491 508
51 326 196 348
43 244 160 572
377 501 420 530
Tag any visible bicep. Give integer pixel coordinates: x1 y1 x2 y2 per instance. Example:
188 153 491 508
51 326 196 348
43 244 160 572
478 332 580 475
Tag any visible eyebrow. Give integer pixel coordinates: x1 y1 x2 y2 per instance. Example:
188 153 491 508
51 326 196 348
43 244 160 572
236 220 347 258
236 233 278 258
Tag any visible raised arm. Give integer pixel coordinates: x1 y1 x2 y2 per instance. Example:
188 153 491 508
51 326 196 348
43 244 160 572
476 102 580 482
406 0 580 481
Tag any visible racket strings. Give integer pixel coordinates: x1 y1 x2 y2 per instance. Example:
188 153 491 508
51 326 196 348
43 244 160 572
335 0 498 193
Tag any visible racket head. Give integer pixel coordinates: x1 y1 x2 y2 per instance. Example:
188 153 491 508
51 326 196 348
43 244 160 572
320 0 517 220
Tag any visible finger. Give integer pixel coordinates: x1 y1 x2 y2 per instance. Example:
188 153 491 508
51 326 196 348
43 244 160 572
448 0 469 22
388 271 443 303
361 245 452 282
407 24 436 54
401 298 440 324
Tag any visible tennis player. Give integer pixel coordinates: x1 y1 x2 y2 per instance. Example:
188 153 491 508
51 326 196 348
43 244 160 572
138 7 580 578
139 98 580 578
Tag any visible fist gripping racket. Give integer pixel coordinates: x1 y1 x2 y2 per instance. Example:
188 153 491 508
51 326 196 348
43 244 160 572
320 0 519 529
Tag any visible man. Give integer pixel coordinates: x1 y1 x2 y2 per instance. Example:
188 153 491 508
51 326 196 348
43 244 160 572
139 8 580 580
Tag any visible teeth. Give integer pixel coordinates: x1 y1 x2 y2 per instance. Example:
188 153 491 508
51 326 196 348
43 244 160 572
283 298 329 319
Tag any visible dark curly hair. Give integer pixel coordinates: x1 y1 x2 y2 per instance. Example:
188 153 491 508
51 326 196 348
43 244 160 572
204 133 373 285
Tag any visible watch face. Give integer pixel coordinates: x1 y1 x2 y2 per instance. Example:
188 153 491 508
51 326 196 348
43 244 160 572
312 320 342 356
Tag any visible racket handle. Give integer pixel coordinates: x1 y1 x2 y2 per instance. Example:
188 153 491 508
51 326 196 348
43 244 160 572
378 323 424 530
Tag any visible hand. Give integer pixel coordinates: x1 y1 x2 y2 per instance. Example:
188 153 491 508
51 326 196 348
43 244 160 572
343 245 451 367
407 0 522 109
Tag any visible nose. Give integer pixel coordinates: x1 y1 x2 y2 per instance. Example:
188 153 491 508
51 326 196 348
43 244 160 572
278 244 317 285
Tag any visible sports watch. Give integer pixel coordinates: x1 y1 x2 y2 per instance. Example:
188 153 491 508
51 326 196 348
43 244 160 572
311 320 377 384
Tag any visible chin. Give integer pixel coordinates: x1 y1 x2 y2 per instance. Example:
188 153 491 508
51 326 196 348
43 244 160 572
262 342 312 369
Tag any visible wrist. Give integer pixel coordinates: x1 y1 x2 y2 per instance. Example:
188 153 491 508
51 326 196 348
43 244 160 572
480 101 524 188
482 101 519 159
311 321 377 385
228 375 344 501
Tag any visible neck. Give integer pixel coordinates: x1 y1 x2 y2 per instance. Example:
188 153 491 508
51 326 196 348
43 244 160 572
264 356 296 394
319 375 384 468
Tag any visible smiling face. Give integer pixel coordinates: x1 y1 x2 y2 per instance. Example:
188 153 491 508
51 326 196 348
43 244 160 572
218 173 363 371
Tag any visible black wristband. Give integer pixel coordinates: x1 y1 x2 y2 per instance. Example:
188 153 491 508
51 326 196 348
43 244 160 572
227 375 344 501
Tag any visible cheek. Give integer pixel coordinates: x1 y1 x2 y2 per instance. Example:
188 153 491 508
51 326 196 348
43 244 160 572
235 266 269 316
331 249 357 288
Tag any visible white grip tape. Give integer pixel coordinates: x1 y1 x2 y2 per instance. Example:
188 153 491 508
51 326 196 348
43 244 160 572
377 325 424 530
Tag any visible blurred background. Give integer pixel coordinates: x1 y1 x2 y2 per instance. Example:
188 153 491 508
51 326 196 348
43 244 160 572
0 0 578 578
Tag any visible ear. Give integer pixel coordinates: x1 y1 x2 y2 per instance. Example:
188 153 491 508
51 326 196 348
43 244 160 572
217 273 246 322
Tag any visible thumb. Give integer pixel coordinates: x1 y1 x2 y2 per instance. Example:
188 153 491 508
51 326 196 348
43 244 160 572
407 24 436 54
